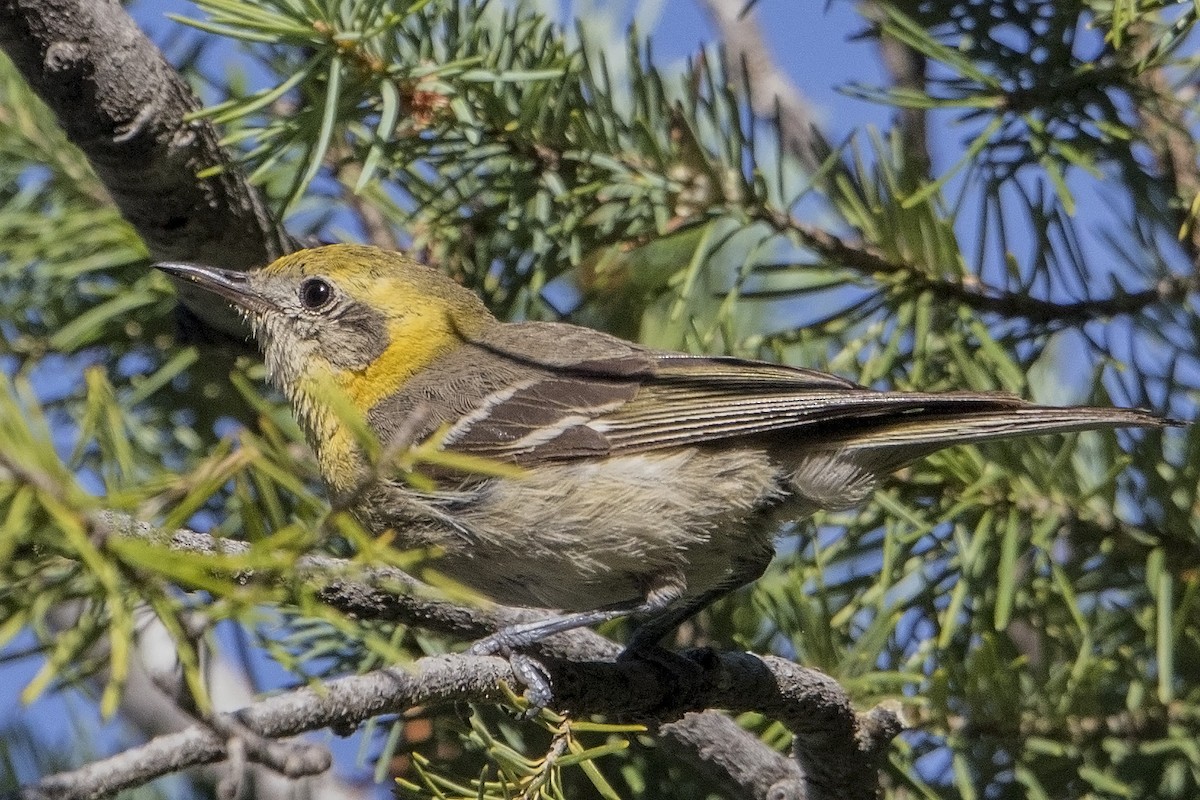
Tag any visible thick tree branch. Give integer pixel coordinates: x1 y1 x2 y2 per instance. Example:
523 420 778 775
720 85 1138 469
0 0 295 336
23 650 901 800
661 712 806 799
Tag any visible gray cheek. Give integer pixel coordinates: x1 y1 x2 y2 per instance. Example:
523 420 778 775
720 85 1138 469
320 331 376 370
259 304 386 372
327 303 389 370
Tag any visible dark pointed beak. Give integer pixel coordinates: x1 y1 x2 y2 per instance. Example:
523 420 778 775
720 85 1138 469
154 262 278 314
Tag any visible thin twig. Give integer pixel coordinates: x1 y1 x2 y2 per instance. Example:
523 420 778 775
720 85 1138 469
700 0 824 172
861 0 931 179
761 210 1199 325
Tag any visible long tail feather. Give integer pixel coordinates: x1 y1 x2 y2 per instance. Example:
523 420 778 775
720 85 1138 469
831 402 1172 452
786 402 1174 510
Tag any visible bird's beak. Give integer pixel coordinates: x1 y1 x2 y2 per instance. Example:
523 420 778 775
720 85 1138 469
154 262 278 314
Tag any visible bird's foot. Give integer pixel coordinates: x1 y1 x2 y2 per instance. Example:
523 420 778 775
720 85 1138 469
617 644 719 718
468 636 554 714
467 629 526 657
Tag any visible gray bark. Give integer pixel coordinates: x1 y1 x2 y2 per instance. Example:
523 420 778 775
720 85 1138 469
0 0 295 336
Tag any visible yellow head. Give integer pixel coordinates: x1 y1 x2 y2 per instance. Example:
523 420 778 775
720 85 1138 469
156 245 495 480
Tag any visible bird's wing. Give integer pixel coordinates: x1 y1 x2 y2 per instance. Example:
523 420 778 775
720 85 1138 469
429 322 1166 465
596 377 1166 457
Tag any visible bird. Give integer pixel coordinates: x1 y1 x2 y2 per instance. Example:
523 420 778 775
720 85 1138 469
156 244 1170 663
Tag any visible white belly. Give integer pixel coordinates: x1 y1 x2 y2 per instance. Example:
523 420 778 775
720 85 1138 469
423 447 789 610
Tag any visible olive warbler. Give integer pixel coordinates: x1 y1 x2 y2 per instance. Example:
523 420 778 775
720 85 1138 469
157 244 1168 652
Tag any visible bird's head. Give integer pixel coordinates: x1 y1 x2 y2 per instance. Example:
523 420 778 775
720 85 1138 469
156 244 494 427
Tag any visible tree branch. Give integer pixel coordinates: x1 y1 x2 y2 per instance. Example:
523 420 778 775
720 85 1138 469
22 649 901 800
0 0 295 336
660 712 806 799
1129 27 1200 265
764 212 1199 325
87 511 903 800
860 1 930 179
700 0 824 172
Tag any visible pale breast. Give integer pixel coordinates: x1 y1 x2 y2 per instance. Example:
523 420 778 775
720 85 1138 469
364 446 792 610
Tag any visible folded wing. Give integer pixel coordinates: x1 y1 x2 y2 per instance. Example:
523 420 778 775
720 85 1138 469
438 331 1166 466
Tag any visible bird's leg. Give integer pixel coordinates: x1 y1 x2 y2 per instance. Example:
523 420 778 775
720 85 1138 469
615 567 766 714
470 601 649 713
468 578 685 710
467 596 672 656
626 563 762 652
470 570 687 655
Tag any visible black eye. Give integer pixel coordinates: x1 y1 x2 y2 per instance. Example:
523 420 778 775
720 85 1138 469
299 278 333 310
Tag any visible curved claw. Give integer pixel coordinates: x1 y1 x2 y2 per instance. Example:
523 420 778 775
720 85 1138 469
509 653 554 713
466 636 555 712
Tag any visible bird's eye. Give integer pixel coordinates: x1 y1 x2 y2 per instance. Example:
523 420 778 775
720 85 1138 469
299 278 333 311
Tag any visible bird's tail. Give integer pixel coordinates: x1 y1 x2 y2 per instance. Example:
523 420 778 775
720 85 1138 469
833 401 1170 451
786 398 1175 511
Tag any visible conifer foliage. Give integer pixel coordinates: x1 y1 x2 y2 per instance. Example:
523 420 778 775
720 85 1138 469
0 2 1197 799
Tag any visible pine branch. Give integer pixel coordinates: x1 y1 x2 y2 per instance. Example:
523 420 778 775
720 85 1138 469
766 212 1199 324
22 649 901 800
87 511 902 800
